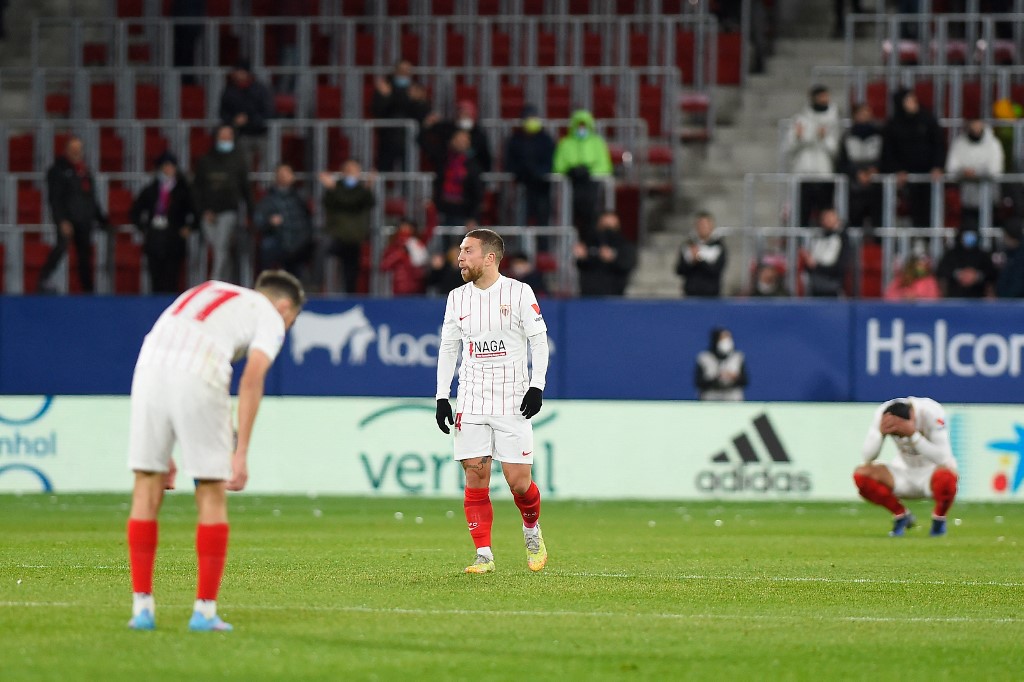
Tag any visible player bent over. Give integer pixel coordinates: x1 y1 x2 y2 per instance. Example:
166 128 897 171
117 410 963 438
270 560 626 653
855 397 958 537
126 271 305 631
434 229 550 574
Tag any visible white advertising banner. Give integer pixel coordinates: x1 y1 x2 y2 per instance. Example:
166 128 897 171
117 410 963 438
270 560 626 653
1 396 1022 502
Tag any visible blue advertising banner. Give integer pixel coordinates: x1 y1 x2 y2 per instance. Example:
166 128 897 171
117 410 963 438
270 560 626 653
0 295 1020 403
851 301 1024 403
561 299 852 401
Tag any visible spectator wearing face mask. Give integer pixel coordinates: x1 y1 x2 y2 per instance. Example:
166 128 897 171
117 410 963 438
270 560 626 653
192 124 252 283
837 103 884 232
750 257 789 297
881 89 946 228
320 159 377 294
380 217 429 296
884 250 941 301
783 85 841 227
423 129 485 228
420 99 492 173
218 59 274 171
936 229 997 298
553 109 613 242
695 327 748 401
371 60 431 172
800 207 849 297
505 105 556 227
130 151 196 294
572 211 637 297
996 221 1024 298
946 118 1005 231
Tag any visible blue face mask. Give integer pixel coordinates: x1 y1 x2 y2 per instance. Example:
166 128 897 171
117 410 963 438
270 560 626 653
393 76 410 88
343 176 359 188
216 140 234 153
575 126 588 138
962 231 979 248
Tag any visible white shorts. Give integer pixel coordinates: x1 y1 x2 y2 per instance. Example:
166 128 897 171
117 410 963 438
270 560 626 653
127 367 234 480
453 413 535 465
889 462 936 499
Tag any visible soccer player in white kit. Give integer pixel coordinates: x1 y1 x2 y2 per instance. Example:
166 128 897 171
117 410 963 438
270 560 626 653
434 229 550 574
855 397 959 537
125 270 305 631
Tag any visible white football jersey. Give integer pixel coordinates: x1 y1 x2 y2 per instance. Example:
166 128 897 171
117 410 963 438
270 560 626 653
135 280 286 390
862 396 957 470
437 276 547 415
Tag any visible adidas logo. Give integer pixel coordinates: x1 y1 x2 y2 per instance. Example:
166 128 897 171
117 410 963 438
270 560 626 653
697 413 812 494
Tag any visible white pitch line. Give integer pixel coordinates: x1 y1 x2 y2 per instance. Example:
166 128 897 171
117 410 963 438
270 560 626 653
563 572 1024 588
0 601 1019 625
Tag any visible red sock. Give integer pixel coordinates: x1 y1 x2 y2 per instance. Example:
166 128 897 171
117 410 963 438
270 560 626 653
127 519 158 594
931 469 958 518
196 523 229 601
854 473 906 516
513 481 541 528
463 487 493 549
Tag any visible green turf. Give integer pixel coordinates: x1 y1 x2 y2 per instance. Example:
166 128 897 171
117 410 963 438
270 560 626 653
0 494 1021 681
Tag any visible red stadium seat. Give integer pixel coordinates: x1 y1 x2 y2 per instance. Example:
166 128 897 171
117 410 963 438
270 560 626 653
676 30 696 85
629 31 649 67
116 0 143 18
400 27 420 64
180 84 206 119
327 128 351 170
218 25 240 66
717 33 743 86
207 0 231 16
355 31 375 67
99 128 125 172
280 132 307 171
274 93 297 117
128 43 152 64
591 83 616 119
83 43 108 66
315 85 343 119
477 0 500 14
582 31 603 67
536 31 557 67
569 0 591 12
522 0 544 14
45 93 72 117
545 82 571 120
17 185 43 225
490 30 511 67
8 133 34 173
454 83 479 110
638 83 663 137
446 29 466 66
387 0 410 14
107 187 134 226
311 26 332 66
135 83 161 119
91 83 117 119
190 128 213 163
500 83 525 119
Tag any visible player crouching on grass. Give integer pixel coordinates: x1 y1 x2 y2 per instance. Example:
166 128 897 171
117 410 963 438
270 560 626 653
855 397 959 537
126 270 305 631
434 229 550 574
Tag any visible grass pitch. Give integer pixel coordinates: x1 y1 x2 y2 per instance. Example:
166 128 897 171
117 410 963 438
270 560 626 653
0 494 1021 681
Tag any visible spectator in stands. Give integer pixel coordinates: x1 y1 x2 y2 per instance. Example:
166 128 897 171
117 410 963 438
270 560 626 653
783 84 841 227
129 151 195 294
426 245 466 296
695 327 748 402
801 208 849 297
837 102 884 233
750 257 789 297
881 89 946 228
505 105 556 227
946 118 1005 232
553 109 613 242
380 217 429 296
421 99 492 173
39 136 108 294
372 60 431 172
192 124 252 284
573 211 637 297
507 251 548 297
884 250 941 301
676 211 727 297
832 0 865 39
253 163 313 281
423 129 485 227
936 229 997 298
320 159 376 294
996 221 1024 298
171 0 204 84
218 59 274 171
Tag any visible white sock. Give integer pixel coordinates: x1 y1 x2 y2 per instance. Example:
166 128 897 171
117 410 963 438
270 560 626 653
476 546 494 560
523 524 540 537
132 592 154 617
194 599 217 619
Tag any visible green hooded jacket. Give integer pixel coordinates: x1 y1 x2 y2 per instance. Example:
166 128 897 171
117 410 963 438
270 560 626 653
552 110 613 177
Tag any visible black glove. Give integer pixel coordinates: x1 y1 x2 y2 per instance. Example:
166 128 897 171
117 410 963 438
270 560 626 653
520 387 543 419
435 399 454 434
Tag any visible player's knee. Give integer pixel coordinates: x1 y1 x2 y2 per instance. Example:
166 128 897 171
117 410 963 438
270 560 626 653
853 471 870 491
931 468 958 497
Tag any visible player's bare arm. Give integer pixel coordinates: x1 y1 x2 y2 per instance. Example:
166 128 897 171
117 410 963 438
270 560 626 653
229 349 272 492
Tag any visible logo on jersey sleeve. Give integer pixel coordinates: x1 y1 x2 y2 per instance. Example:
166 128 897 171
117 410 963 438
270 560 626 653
532 303 541 315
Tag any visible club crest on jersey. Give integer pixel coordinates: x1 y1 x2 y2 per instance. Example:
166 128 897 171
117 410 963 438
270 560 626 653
500 304 511 317
469 339 507 358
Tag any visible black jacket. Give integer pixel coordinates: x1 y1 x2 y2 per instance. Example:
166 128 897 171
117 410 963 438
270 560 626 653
219 80 274 136
881 98 946 173
46 156 105 226
130 173 196 257
192 148 251 214
676 237 727 297
937 244 997 298
996 245 1024 298
420 120 493 173
505 128 556 187
428 149 484 220
576 230 637 296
